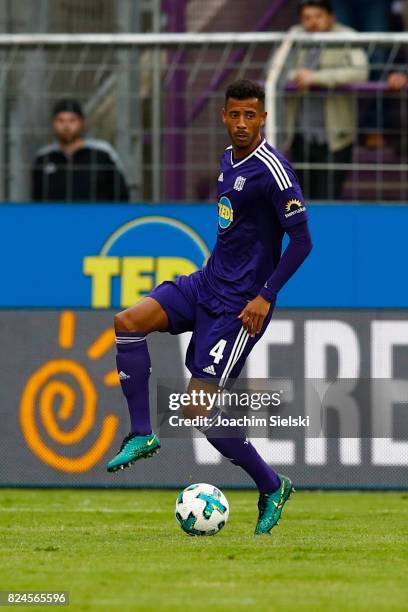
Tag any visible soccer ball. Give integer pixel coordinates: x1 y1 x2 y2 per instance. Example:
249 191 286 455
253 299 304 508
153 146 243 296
175 483 229 536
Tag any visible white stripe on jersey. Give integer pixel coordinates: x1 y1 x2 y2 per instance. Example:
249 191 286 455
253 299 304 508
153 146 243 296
255 149 286 191
260 144 292 188
231 138 266 168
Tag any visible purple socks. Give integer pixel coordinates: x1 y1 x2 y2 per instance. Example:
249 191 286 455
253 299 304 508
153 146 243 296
115 331 280 493
115 332 152 436
201 409 280 494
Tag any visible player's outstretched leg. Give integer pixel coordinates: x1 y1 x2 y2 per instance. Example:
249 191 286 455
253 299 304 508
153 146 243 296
192 383 293 535
106 298 168 472
207 427 293 535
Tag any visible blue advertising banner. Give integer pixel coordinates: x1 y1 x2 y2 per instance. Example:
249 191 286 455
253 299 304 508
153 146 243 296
1 203 407 308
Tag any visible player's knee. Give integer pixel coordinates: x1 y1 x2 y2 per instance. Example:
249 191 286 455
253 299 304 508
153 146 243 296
114 310 144 333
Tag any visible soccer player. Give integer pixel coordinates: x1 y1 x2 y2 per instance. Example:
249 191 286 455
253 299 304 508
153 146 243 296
107 80 312 535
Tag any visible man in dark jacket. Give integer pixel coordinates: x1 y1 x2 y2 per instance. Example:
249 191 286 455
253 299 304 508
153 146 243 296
32 99 129 202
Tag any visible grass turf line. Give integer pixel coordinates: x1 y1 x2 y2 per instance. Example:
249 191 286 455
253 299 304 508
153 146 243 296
1 489 408 612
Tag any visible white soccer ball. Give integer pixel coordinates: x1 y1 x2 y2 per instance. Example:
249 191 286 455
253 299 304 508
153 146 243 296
175 483 229 536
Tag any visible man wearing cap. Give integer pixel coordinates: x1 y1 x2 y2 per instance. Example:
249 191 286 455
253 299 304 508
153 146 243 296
31 99 129 202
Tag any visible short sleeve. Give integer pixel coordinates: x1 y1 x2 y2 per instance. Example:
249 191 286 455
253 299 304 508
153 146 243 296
266 162 308 228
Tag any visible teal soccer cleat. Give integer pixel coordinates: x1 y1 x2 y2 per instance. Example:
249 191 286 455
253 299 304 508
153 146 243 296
107 432 161 472
255 474 294 535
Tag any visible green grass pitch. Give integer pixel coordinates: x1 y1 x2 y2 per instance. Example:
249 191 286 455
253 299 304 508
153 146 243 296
1 489 408 611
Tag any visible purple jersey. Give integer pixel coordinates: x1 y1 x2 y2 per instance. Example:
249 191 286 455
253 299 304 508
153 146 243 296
202 138 307 310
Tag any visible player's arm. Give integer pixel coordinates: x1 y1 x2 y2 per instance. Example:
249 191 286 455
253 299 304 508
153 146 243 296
239 221 312 337
259 220 312 302
238 295 271 338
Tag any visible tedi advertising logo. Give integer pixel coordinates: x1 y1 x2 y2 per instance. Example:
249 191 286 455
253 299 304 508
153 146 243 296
84 216 210 308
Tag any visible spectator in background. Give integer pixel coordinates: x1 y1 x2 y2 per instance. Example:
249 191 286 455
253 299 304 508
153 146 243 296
32 99 129 202
387 71 408 90
386 1 408 91
284 0 368 200
331 0 392 148
331 0 391 39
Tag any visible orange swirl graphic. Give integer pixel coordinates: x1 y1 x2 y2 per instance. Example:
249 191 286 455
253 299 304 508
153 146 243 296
20 359 118 473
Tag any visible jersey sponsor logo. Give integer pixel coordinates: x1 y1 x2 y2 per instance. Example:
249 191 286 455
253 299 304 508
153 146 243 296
218 196 234 230
218 172 224 182
233 176 246 191
285 199 306 219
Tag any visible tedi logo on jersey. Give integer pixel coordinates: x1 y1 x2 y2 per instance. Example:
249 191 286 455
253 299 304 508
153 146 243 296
218 196 234 230
285 198 306 219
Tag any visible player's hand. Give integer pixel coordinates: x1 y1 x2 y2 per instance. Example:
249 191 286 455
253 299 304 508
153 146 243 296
293 69 314 91
387 72 408 91
238 296 271 338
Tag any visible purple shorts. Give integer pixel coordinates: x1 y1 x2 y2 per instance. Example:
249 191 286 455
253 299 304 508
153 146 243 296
149 271 274 388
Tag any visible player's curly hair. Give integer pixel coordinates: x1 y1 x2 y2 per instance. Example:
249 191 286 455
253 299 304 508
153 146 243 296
225 80 265 106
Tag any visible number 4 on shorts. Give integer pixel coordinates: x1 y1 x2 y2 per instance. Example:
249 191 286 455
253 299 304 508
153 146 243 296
209 339 227 364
